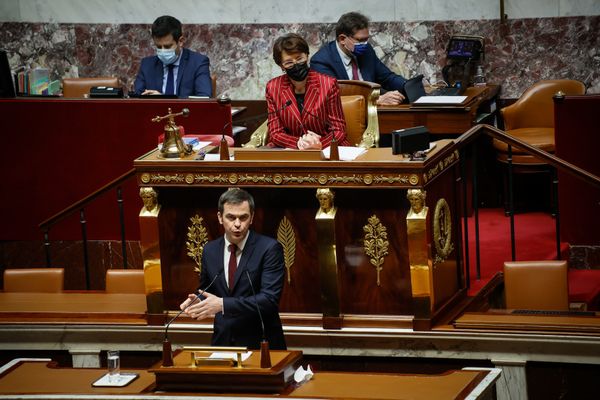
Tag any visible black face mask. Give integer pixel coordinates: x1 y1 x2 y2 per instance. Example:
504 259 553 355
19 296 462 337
285 62 309 82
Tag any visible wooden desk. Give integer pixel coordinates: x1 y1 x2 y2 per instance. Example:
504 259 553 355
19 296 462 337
378 85 500 136
0 292 147 324
134 141 465 330
454 310 600 334
0 360 497 399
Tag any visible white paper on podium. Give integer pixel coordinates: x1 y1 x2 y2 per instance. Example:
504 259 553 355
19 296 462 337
413 95 468 105
92 373 139 387
209 351 252 362
322 146 367 161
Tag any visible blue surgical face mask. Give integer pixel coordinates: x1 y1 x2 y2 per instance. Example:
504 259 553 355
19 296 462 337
352 42 368 56
157 48 177 65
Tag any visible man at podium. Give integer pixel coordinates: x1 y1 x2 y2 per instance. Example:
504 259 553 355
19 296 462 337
180 188 287 350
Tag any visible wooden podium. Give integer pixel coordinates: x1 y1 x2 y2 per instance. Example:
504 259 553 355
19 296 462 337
149 350 302 393
134 141 466 330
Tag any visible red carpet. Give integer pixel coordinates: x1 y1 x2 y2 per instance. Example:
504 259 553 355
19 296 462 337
464 209 600 309
464 209 568 294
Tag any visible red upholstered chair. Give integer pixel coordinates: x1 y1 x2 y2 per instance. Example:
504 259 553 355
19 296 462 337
105 269 146 294
3 268 64 292
503 260 569 311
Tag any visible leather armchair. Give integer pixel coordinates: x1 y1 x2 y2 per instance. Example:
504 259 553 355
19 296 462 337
494 79 585 165
105 269 146 294
62 77 120 98
3 268 64 292
503 260 569 311
244 80 380 148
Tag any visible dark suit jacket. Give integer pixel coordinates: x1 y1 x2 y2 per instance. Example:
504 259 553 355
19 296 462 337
311 41 407 92
200 231 286 350
133 48 212 98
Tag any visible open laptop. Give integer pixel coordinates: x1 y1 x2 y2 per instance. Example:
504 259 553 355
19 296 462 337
403 74 465 104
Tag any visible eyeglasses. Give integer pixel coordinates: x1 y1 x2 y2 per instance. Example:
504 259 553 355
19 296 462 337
281 55 308 70
348 35 369 45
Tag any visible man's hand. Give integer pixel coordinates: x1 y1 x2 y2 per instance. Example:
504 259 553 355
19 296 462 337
376 90 405 105
141 89 162 95
180 291 223 320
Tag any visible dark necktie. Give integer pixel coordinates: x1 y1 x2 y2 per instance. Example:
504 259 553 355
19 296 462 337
351 58 359 80
228 244 237 291
165 64 175 95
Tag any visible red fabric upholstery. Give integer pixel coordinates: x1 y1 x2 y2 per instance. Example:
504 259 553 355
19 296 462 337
568 269 600 310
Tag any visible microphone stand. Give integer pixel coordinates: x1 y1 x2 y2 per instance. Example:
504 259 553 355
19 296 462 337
303 109 339 161
246 270 271 368
218 94 232 160
162 272 222 367
329 137 340 161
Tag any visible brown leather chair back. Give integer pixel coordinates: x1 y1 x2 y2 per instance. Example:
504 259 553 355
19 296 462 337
62 77 120 98
105 269 145 294
3 268 64 292
341 95 366 146
503 260 569 311
501 79 585 130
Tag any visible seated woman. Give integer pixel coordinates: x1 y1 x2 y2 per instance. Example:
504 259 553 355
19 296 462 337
266 33 348 149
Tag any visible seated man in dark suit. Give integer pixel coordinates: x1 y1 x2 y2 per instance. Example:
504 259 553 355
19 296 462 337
180 188 286 350
311 11 407 105
133 15 212 98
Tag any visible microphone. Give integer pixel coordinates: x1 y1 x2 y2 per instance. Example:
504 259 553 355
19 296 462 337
302 109 339 160
245 270 271 368
217 99 293 157
162 270 222 367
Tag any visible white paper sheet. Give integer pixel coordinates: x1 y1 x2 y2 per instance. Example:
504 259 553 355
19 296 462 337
413 95 468 105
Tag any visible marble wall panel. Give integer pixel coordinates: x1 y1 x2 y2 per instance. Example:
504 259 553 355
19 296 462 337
4 0 599 24
1 16 599 99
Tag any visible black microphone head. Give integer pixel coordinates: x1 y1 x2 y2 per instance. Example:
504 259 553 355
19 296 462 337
284 99 292 107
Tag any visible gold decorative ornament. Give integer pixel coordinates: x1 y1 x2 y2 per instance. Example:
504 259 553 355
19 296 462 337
423 150 459 183
433 198 454 264
363 215 389 286
406 189 427 218
152 108 193 159
147 172 415 187
315 188 336 217
276 216 296 284
186 215 209 274
139 187 159 214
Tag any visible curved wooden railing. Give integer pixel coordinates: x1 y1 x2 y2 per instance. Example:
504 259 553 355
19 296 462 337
453 124 600 283
39 168 137 289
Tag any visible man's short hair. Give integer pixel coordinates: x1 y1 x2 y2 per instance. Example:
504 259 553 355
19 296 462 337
218 188 255 214
335 12 370 38
151 15 182 40
272 33 309 66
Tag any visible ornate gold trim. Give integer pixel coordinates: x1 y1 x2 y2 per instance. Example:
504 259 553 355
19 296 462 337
423 150 459 183
433 198 454 265
277 216 296 284
363 215 389 286
186 215 209 274
145 172 415 187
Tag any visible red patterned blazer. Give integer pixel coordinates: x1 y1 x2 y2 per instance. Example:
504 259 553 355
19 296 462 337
265 70 348 149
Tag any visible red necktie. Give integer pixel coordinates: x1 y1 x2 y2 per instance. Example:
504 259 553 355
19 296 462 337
228 244 237 290
351 59 359 80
